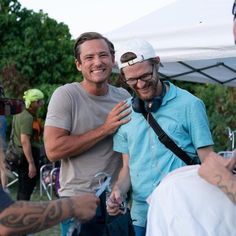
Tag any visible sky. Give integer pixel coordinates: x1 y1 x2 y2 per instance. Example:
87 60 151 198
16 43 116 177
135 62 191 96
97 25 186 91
18 0 175 39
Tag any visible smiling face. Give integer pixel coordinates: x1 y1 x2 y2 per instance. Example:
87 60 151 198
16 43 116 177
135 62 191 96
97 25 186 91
75 39 115 86
122 61 160 101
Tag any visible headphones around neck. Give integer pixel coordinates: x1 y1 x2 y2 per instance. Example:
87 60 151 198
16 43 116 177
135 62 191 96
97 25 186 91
132 81 166 113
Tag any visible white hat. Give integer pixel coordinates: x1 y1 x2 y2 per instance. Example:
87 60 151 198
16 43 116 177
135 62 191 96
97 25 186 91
116 38 157 69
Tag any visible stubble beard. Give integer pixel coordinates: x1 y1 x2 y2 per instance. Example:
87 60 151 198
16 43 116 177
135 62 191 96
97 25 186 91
136 80 159 101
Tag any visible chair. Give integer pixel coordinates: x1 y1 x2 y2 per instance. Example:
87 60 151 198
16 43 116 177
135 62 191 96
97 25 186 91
218 151 233 159
39 162 60 200
6 169 18 188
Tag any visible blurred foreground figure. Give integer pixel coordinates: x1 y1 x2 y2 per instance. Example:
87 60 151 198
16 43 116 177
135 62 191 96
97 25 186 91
13 89 44 200
146 164 236 236
0 185 99 236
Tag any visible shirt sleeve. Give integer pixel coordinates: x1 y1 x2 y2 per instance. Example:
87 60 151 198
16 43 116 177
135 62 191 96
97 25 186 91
0 188 15 213
187 99 214 149
113 129 129 154
45 86 72 131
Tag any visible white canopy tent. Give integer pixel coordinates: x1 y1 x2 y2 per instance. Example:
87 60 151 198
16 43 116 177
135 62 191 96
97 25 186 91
106 0 236 86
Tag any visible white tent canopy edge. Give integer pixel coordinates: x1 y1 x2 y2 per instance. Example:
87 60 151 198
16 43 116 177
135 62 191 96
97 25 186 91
106 0 236 86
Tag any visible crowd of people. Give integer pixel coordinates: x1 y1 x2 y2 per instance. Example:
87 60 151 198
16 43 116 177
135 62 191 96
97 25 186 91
0 4 235 235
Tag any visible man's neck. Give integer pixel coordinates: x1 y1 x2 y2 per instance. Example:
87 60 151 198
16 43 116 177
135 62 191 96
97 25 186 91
80 80 109 96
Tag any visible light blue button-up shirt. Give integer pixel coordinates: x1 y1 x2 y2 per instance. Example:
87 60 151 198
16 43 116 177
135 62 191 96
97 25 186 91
113 82 214 227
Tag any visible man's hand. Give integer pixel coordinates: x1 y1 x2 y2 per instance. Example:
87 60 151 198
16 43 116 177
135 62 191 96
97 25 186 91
106 186 125 216
28 163 37 178
198 151 236 186
72 194 100 222
103 101 131 135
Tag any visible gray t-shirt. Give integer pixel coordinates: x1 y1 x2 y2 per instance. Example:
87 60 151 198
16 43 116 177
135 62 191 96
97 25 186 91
45 82 130 196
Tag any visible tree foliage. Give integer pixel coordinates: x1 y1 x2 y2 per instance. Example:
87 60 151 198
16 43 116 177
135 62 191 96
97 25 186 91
0 0 78 98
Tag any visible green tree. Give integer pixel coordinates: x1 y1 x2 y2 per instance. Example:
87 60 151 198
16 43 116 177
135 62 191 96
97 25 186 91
0 0 77 98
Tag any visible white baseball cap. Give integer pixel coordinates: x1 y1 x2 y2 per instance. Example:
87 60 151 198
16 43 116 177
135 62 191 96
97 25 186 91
116 38 157 69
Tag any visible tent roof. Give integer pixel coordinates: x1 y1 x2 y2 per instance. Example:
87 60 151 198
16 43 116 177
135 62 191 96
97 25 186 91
107 0 236 86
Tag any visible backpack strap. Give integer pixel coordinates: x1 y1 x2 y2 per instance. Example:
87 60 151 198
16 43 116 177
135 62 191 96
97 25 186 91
143 112 198 165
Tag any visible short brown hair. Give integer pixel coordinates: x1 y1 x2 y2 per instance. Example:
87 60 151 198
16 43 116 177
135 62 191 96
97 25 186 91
74 32 115 62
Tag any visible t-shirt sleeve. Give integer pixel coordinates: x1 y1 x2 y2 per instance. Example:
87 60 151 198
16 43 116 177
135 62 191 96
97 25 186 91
45 86 72 130
20 114 33 135
0 188 14 213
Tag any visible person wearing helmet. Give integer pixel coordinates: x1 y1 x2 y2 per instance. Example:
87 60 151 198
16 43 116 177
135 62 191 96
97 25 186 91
12 88 44 200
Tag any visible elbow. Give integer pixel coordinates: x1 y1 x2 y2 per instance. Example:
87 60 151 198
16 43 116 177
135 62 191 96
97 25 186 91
45 149 61 162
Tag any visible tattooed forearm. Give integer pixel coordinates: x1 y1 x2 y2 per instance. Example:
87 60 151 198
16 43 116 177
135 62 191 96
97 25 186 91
215 174 236 204
0 199 70 234
67 196 77 217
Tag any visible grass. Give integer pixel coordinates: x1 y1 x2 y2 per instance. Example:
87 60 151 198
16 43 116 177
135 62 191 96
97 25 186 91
7 175 61 236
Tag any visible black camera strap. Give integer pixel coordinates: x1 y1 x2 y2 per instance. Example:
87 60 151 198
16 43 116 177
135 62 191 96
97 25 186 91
142 112 197 165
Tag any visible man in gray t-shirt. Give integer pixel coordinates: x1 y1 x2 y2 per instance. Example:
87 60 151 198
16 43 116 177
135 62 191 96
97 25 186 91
44 32 131 236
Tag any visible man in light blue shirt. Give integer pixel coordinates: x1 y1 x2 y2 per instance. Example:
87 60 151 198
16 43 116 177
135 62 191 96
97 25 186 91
106 39 217 236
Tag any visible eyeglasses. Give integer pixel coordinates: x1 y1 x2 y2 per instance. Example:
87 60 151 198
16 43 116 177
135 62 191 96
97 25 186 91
124 65 154 86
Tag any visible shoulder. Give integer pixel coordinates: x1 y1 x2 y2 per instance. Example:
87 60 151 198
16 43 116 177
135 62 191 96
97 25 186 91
15 109 32 120
50 83 82 103
168 82 204 105
53 82 79 95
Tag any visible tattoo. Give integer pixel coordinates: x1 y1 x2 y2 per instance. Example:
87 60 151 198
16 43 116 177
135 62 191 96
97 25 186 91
67 197 77 218
0 200 63 234
215 175 236 204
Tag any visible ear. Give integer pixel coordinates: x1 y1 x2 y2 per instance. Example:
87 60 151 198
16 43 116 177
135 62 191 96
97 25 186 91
111 54 115 65
154 56 163 69
75 59 82 71
154 56 160 64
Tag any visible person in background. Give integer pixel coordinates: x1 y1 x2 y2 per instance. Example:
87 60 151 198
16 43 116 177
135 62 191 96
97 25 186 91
0 142 8 189
0 115 7 151
233 0 236 44
44 32 131 236
106 38 216 236
13 89 44 200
